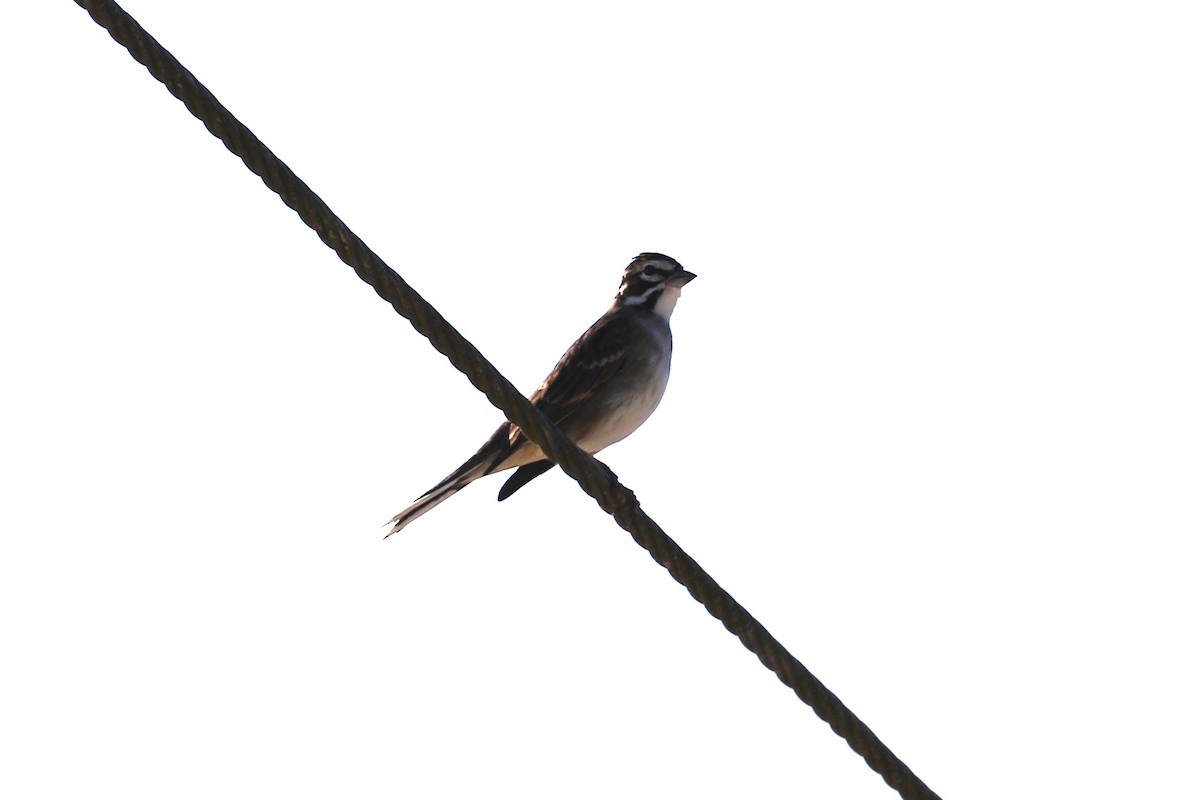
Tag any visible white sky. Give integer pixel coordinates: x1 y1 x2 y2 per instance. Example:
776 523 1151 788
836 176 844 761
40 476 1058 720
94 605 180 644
3 2 1198 798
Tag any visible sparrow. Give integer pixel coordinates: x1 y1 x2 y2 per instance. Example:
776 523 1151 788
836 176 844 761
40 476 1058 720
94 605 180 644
386 252 696 536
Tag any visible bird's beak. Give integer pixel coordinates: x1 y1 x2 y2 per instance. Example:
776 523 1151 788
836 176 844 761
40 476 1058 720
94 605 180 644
669 269 698 287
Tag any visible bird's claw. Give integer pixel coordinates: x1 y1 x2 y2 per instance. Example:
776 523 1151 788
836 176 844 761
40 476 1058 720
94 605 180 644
594 458 636 502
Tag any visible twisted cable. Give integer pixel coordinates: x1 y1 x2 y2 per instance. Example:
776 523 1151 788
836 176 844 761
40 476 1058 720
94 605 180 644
72 2 941 797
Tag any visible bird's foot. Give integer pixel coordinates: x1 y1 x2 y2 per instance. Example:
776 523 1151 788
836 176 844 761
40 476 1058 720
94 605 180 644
593 458 637 503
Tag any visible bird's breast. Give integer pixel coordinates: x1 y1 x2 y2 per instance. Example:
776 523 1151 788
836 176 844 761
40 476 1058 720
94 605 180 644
576 342 671 454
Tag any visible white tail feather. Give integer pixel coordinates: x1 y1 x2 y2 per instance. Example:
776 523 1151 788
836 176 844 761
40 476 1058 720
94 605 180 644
385 455 498 537
385 483 465 537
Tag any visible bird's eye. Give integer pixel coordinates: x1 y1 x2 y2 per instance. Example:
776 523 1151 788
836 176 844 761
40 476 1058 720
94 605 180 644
642 265 659 277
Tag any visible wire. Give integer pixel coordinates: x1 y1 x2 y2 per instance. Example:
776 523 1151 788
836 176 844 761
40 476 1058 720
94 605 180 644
72 2 942 797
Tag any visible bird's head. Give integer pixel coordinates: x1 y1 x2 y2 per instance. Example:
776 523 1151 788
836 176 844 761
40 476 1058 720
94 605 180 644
615 253 697 319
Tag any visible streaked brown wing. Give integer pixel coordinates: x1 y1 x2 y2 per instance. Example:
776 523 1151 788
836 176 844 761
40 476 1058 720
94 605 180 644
528 314 627 429
488 312 628 466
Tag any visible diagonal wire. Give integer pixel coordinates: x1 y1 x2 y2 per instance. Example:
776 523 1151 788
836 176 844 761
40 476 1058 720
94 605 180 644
71 2 942 797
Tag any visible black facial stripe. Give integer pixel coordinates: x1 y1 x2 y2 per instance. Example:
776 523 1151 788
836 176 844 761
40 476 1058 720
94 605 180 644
624 266 670 285
616 253 684 307
620 282 663 306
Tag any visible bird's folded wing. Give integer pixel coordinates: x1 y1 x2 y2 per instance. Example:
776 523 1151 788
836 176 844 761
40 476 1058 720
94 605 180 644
527 317 627 431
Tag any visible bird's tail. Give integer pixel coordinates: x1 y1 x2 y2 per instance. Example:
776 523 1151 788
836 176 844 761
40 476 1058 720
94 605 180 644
385 479 470 537
385 435 508 537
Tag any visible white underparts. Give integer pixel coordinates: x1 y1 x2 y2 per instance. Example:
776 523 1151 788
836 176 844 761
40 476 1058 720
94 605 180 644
654 284 682 319
576 357 671 453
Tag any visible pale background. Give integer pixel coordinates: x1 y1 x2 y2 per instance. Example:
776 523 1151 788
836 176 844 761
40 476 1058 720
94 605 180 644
3 2 1197 798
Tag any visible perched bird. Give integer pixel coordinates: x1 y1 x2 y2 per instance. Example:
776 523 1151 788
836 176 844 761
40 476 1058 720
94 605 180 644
386 252 696 536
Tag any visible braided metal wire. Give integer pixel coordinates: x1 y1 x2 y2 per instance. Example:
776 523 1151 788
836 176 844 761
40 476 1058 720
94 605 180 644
73 2 941 797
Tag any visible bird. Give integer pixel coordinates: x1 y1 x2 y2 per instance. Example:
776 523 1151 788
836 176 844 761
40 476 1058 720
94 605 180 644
386 252 696 536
